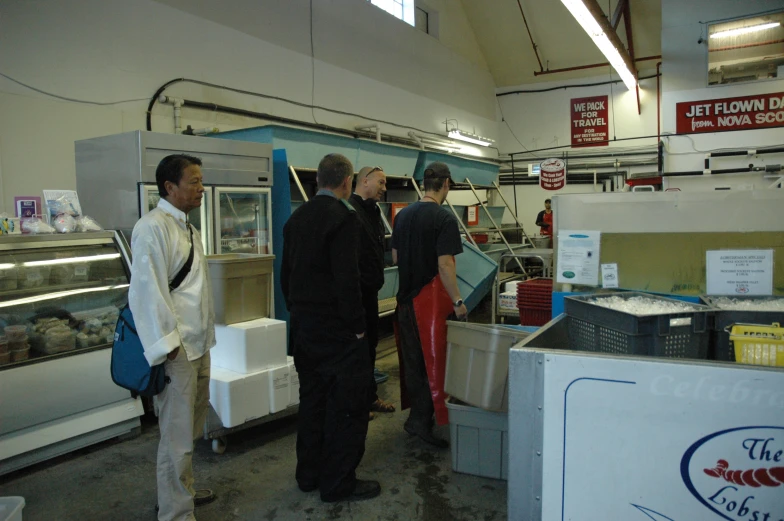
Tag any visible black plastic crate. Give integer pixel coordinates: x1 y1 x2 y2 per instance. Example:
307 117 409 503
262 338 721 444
700 296 784 362
565 292 712 359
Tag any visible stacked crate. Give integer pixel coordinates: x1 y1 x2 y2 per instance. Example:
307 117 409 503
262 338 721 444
517 278 553 326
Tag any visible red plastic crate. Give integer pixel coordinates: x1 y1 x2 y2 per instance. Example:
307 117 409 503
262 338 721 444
519 308 551 326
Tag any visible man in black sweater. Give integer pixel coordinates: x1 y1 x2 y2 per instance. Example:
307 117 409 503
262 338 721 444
281 153 380 503
349 166 396 419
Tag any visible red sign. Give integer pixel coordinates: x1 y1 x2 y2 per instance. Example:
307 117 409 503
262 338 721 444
676 92 784 134
540 158 566 191
571 95 609 147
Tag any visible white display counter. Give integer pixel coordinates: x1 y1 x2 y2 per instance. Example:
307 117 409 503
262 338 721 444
508 321 784 521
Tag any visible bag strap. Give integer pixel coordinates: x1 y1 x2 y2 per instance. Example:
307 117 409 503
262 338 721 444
169 224 195 291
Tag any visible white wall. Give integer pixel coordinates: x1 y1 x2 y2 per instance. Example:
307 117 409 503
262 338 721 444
661 0 784 190
0 0 498 213
496 74 660 159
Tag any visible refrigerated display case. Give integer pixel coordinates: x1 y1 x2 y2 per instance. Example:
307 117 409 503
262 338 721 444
0 231 143 475
214 188 272 255
75 131 274 256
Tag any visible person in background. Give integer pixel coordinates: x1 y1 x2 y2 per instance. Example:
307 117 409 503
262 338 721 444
535 198 553 237
129 154 216 521
281 153 381 503
349 166 396 421
391 162 467 449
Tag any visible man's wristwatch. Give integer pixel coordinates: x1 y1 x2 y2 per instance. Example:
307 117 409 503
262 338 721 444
453 298 464 308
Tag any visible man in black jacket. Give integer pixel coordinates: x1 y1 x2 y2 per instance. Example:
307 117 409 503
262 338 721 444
281 153 380 503
349 166 396 419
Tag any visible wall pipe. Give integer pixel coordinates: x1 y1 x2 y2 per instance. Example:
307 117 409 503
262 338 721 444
661 165 781 177
656 62 661 143
501 149 657 163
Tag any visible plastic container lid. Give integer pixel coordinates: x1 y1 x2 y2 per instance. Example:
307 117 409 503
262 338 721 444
3 325 27 340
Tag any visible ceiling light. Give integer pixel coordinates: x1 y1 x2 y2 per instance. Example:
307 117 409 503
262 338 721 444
560 0 637 92
448 130 495 147
710 22 781 39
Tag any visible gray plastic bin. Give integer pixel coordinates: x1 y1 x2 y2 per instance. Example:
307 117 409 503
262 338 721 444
444 321 530 412
447 397 508 480
700 295 784 361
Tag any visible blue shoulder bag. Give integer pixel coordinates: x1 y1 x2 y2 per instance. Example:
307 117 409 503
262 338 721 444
111 225 194 398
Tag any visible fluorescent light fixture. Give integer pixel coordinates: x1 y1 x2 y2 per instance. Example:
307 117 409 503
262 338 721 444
23 253 120 268
560 0 637 92
710 22 781 39
0 283 130 309
448 130 495 147
0 263 15 270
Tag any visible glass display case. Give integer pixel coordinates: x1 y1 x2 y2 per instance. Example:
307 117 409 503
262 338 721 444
214 187 272 255
0 231 142 475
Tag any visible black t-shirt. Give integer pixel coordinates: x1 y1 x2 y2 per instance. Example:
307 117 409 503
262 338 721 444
391 201 463 303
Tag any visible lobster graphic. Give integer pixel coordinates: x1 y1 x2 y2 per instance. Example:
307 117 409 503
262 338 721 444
704 459 784 487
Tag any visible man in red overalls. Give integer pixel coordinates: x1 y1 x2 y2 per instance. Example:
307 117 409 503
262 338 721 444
535 198 553 237
391 162 467 448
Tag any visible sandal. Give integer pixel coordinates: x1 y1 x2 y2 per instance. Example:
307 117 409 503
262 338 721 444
370 399 396 413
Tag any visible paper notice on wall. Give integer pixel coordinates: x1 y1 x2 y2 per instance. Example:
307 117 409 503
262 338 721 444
706 249 773 296
556 230 601 286
601 263 619 289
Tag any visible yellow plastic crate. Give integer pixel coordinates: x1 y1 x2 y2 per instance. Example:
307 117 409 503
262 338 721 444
729 322 784 367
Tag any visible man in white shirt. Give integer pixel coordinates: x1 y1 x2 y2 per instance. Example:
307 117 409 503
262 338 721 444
129 154 216 521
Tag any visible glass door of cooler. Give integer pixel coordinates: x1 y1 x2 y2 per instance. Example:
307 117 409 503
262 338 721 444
138 183 213 254
213 188 273 255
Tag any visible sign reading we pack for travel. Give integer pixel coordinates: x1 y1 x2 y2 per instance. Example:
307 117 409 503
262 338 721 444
676 92 784 134
570 95 609 147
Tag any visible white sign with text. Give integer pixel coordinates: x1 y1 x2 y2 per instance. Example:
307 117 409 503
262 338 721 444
706 249 774 296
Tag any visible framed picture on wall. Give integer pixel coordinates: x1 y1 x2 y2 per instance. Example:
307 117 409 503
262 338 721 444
14 196 42 218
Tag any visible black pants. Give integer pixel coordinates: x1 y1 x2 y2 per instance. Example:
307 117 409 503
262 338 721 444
290 312 371 500
361 286 380 405
396 300 435 431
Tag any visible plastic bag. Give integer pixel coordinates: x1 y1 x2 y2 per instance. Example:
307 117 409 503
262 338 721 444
46 191 82 219
21 218 56 234
77 215 103 232
53 213 77 233
0 213 21 235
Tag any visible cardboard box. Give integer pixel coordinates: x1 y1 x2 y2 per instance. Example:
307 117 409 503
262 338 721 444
267 363 290 413
498 291 517 310
209 367 270 428
287 356 299 407
211 317 287 374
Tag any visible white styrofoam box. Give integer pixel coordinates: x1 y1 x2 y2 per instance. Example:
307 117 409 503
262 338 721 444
498 291 517 310
287 356 300 407
267 363 290 413
503 281 521 293
209 367 270 428
211 317 287 374
0 497 25 521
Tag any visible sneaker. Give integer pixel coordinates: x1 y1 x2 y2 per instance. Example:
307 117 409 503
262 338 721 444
321 479 381 503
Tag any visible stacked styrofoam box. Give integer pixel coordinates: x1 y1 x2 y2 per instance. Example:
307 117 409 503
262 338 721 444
209 318 287 427
288 356 299 407
211 318 287 373
267 363 290 413
210 368 270 428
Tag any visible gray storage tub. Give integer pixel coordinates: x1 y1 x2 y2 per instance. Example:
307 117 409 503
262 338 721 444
444 321 530 412
447 397 508 480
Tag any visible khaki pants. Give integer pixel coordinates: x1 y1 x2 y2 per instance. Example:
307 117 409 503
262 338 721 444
154 350 210 521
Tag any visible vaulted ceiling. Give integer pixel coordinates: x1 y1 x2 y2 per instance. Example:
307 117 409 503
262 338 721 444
459 0 662 88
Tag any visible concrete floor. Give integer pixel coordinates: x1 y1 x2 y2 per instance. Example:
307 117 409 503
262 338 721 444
0 333 507 521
